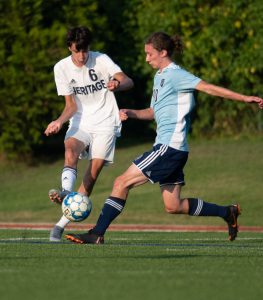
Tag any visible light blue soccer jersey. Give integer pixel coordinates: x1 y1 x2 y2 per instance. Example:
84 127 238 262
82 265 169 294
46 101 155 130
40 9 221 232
150 63 201 152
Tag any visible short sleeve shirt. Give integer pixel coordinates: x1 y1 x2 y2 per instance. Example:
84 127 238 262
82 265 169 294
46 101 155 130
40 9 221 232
54 51 122 135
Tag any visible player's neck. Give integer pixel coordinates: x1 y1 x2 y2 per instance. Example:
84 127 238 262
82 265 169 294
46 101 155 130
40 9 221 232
159 59 173 72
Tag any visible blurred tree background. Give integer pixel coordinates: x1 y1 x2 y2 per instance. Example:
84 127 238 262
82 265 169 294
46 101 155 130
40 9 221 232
0 0 262 161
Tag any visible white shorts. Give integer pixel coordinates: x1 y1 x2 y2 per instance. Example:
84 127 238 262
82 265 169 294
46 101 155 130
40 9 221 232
65 127 117 164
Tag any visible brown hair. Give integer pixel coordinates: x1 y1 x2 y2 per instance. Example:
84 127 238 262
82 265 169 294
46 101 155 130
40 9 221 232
145 32 183 56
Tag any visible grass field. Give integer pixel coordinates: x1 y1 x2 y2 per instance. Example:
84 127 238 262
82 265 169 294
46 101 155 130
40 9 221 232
0 137 262 226
0 138 262 300
0 230 262 300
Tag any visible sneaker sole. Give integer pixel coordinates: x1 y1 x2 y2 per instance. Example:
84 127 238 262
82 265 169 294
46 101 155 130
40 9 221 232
65 234 84 244
49 189 63 204
65 234 104 244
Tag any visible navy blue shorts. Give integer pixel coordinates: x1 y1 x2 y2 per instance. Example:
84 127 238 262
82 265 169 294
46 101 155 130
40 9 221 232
133 144 188 186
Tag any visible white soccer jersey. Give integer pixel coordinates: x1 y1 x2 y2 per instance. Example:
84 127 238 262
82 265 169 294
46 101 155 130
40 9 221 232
54 51 122 135
150 63 201 151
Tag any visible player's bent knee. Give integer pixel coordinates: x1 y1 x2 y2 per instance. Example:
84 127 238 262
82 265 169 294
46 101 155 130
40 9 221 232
164 203 181 214
113 176 129 193
65 149 76 157
113 176 124 189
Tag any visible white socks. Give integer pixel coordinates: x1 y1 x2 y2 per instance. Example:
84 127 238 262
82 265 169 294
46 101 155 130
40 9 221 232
56 215 70 228
56 166 77 229
61 166 77 192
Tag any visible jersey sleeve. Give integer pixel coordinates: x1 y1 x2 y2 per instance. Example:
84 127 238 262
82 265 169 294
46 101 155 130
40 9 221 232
98 53 122 77
172 68 201 91
54 63 73 96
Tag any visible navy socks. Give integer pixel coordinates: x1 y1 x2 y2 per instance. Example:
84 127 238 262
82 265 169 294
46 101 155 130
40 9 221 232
92 197 228 236
93 196 126 235
188 198 228 219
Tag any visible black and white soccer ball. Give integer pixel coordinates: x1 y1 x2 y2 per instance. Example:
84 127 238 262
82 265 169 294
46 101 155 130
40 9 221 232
62 192 92 222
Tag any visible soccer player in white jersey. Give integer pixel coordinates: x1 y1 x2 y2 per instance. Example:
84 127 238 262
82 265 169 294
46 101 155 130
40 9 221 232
44 26 133 241
65 31 263 244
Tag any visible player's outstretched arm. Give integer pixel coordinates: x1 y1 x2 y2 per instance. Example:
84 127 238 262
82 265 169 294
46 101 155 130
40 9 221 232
119 108 154 121
196 80 263 109
44 95 77 136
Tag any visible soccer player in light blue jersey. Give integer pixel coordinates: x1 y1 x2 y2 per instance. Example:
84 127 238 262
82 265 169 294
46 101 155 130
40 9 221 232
66 31 263 244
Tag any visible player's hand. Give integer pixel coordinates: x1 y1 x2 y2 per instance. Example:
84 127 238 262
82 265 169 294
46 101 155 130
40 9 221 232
44 120 62 136
107 79 120 91
244 96 263 109
119 109 129 121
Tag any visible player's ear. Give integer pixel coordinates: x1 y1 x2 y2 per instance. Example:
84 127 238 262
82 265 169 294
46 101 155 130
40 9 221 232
160 49 168 57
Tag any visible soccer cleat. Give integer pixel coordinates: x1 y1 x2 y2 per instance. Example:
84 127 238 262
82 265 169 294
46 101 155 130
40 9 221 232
49 225 64 242
224 204 241 241
65 229 104 244
48 189 69 204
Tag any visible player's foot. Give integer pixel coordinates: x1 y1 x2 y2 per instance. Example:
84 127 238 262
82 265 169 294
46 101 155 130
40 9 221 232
224 204 241 241
49 225 64 242
65 229 104 244
48 189 69 204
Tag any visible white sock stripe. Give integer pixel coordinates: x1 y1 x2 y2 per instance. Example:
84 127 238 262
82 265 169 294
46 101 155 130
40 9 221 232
137 145 168 170
196 199 203 216
193 199 203 216
105 199 124 212
197 199 203 215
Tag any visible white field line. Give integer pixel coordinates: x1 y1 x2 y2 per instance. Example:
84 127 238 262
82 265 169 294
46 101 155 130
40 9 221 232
0 237 262 242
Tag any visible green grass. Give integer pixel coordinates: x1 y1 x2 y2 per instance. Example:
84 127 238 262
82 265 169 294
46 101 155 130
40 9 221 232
0 230 262 300
0 135 262 300
0 137 262 226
